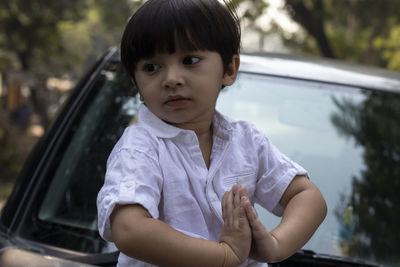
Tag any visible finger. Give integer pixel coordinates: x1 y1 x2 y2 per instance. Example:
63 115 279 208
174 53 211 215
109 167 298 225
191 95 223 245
231 184 239 194
238 185 249 199
238 186 248 216
238 186 250 215
244 203 267 233
243 199 257 224
234 185 241 208
226 190 234 224
238 193 250 229
233 186 242 228
222 191 229 221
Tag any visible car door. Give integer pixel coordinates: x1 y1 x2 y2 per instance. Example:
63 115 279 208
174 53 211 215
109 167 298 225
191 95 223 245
0 48 131 266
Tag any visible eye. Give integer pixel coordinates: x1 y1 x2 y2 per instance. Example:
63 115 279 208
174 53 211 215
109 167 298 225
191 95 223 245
142 63 160 73
183 56 201 65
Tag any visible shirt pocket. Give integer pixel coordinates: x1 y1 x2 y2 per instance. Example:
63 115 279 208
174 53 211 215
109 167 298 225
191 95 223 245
221 169 257 198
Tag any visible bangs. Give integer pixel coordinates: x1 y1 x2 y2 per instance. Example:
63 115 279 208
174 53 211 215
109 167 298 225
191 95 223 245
132 14 208 57
121 0 240 74
130 0 216 58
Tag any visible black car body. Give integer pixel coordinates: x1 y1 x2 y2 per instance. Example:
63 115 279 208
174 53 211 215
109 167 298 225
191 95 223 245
1 47 400 266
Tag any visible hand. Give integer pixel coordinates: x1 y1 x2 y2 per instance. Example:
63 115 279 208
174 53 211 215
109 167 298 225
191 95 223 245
220 185 252 266
242 198 279 262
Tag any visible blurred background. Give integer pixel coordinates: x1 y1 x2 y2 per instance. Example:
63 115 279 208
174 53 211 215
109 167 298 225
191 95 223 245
1 0 400 209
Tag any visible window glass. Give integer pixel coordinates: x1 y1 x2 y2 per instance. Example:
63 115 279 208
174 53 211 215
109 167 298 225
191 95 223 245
218 73 400 266
23 61 139 253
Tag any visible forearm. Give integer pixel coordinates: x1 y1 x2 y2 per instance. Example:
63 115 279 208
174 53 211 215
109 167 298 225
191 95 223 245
269 184 327 261
246 176 327 263
111 204 227 267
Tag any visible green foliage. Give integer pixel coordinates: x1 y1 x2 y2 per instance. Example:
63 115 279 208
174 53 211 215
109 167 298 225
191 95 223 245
0 0 149 203
374 25 400 71
0 0 88 72
0 0 145 78
0 0 146 202
229 0 269 34
280 0 400 70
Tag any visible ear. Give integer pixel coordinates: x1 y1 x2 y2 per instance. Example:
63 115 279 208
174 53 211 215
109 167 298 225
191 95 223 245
138 89 144 102
222 54 240 86
136 86 144 102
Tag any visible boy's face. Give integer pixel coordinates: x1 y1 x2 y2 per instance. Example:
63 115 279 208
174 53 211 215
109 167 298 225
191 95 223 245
134 48 239 130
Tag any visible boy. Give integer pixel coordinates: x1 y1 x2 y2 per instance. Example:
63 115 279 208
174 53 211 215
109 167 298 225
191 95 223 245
97 0 327 266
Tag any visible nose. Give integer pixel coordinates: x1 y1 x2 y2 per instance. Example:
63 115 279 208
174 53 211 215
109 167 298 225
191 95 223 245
162 65 184 89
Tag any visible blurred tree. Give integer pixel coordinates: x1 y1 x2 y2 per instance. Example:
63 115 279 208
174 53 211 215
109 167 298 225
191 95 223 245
374 25 400 71
0 0 145 200
279 0 400 71
0 0 89 128
229 0 270 49
231 0 269 28
78 0 146 74
0 0 144 79
0 0 88 72
284 0 334 58
0 0 147 123
0 113 36 198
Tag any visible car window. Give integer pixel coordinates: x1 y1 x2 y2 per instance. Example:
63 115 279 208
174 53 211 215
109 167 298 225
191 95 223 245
21 61 139 254
218 73 400 266
38 69 138 232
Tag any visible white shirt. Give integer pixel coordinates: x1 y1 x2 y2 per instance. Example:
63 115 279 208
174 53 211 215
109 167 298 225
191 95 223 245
97 104 307 267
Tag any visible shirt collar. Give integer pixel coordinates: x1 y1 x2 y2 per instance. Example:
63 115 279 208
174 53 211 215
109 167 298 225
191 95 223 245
212 109 233 142
137 104 233 140
137 104 183 138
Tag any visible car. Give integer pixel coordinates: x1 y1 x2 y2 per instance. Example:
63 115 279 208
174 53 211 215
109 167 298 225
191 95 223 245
1 47 400 266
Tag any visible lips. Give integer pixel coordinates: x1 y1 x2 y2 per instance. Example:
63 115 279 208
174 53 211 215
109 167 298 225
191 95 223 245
164 95 191 107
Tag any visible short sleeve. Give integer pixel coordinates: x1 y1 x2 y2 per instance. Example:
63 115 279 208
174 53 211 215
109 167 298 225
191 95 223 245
255 136 307 217
97 145 163 242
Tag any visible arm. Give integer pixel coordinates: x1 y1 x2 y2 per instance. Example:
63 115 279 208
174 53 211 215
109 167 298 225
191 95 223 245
110 185 251 267
243 175 327 262
111 204 224 267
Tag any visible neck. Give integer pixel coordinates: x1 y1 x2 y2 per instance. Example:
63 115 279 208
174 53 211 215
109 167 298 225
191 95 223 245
175 120 213 142
170 110 214 138
197 123 213 169
173 119 214 169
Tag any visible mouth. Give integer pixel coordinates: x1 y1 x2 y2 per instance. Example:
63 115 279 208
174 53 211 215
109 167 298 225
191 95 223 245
164 95 191 107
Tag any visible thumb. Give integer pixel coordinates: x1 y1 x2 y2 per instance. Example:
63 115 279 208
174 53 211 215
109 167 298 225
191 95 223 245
240 196 252 218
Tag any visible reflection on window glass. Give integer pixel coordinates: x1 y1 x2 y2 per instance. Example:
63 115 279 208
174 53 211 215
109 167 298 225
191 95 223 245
34 62 139 253
218 73 400 266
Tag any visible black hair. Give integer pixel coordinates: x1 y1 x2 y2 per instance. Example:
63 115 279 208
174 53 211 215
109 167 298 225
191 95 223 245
120 0 241 77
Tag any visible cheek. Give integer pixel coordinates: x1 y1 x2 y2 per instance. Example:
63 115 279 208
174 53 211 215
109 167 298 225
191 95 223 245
138 89 153 103
135 76 158 97
134 73 146 89
134 70 157 87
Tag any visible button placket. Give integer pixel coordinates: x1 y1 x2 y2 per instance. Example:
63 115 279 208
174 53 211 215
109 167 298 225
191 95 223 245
205 136 231 223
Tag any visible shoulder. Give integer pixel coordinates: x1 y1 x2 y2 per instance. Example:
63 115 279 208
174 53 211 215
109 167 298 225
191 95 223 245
226 116 267 145
215 112 269 153
108 124 161 163
120 124 159 148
